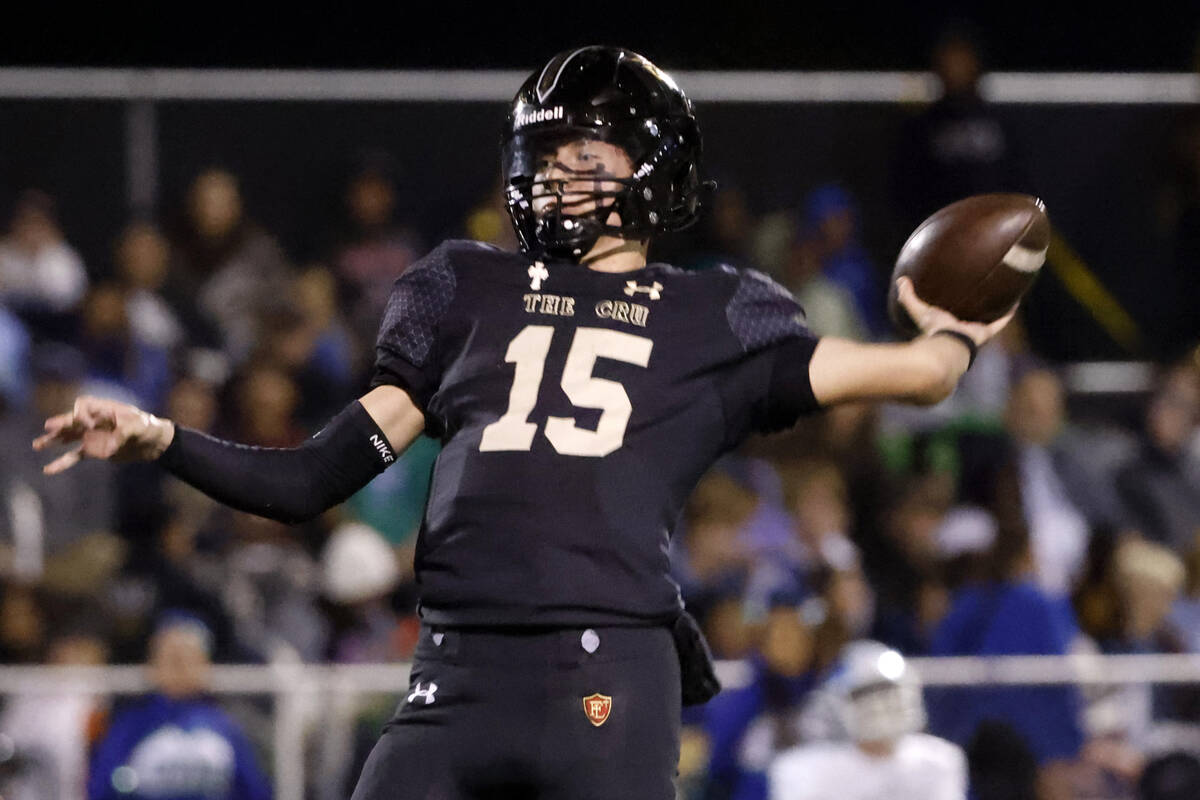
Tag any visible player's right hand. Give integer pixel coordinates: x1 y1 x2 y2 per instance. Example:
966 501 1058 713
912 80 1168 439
896 276 1016 347
32 395 175 475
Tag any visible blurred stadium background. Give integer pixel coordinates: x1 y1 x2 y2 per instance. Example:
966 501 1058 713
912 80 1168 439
3 8 1200 800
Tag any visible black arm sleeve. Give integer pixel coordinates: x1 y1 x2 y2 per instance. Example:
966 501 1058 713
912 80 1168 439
156 401 395 524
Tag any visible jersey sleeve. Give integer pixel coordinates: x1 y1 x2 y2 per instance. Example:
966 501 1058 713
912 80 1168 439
718 269 821 446
933 741 969 800
369 243 458 412
767 748 821 800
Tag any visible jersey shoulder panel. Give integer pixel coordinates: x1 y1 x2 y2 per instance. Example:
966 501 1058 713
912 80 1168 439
770 742 846 773
376 241 460 369
722 267 812 352
768 744 847 800
643 260 695 279
439 237 514 260
901 733 967 772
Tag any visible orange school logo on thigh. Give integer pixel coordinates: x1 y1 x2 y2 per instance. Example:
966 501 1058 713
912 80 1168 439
582 693 612 727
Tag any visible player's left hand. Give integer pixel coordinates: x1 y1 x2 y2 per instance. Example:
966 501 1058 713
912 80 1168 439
32 395 175 475
896 276 1017 347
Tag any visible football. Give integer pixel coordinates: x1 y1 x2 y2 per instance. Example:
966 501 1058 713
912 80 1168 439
887 193 1050 337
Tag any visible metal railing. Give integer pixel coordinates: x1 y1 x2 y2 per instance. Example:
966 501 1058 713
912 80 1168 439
0 68 1196 104
2 653 1199 800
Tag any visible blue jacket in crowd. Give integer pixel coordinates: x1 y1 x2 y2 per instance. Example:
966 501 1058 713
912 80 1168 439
702 657 817 800
88 693 272 800
926 580 1084 766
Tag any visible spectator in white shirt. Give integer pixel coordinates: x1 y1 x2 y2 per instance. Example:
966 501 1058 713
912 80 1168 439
0 190 88 317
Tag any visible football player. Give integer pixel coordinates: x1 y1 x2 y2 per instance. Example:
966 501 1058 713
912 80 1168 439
770 641 967 800
35 47 1013 799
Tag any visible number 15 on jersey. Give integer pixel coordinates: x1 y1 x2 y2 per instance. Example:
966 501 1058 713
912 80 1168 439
479 325 654 457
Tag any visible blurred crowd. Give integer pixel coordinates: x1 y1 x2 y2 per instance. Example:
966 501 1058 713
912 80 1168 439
1 27 1200 800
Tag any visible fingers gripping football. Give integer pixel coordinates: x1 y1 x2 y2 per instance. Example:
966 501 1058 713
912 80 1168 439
32 396 174 475
895 276 1016 348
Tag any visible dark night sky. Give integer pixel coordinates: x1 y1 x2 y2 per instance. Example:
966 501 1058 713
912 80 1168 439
7 5 1200 72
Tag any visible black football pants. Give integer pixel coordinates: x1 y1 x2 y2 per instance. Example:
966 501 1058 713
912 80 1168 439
350 624 682 800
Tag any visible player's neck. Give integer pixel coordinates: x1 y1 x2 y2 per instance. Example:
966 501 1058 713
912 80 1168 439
580 235 648 273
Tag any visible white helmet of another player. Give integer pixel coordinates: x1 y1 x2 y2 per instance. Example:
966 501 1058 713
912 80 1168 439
830 640 926 744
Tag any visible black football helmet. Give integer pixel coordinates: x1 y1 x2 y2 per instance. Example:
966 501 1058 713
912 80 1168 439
501 46 711 261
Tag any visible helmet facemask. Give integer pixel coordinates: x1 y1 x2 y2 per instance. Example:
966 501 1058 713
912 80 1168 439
827 641 928 745
503 121 703 261
845 680 927 744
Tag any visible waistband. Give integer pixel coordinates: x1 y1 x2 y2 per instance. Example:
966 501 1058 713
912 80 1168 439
413 623 674 666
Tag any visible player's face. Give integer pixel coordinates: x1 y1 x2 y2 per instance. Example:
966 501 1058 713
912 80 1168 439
531 138 635 219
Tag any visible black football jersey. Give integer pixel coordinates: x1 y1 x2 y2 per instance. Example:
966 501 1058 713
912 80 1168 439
371 240 821 627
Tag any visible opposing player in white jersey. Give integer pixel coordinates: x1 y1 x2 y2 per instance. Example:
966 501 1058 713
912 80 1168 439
769 641 967 800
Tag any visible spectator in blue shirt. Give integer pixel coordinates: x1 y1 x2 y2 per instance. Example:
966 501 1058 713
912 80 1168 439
0 304 31 410
87 613 271 800
926 522 1084 800
702 587 823 800
797 184 886 338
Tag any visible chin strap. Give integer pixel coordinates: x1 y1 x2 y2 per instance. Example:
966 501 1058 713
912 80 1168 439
536 195 630 261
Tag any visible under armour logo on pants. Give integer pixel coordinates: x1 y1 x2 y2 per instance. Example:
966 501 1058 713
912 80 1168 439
407 682 438 705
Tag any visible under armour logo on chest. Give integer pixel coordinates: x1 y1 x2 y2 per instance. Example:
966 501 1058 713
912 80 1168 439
624 280 663 300
529 262 549 290
407 682 438 705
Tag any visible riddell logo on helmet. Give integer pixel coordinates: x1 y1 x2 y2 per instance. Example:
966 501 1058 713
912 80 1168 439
515 106 565 128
